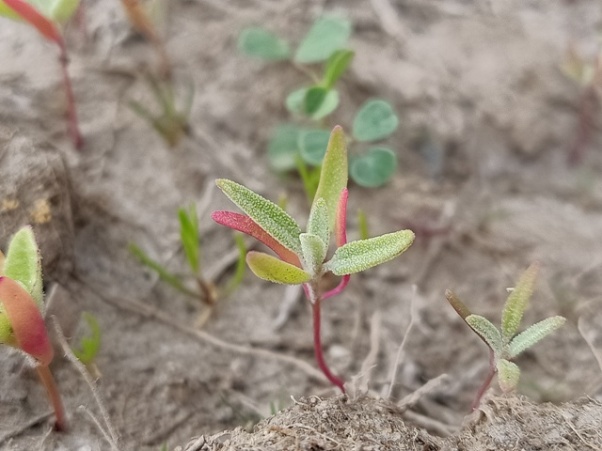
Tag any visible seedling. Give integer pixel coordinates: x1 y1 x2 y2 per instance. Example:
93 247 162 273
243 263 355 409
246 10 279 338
0 226 66 430
73 312 102 379
561 42 602 166
0 0 83 149
119 0 171 78
130 204 246 323
445 263 566 410
239 16 400 189
212 126 415 393
129 74 193 148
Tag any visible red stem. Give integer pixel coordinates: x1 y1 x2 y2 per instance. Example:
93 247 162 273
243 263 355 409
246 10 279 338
35 364 67 431
471 349 495 411
312 297 345 393
57 38 84 150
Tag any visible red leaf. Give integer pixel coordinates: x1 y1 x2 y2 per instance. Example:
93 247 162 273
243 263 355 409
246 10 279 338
3 0 62 44
212 211 301 267
0 277 53 365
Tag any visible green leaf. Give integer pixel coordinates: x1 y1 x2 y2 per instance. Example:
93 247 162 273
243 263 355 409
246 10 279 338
501 263 539 341
304 86 328 116
246 251 310 285
238 27 291 61
0 313 14 345
129 244 199 299
322 49 354 89
313 126 348 231
324 230 414 276
267 124 302 172
216 179 302 254
286 87 339 119
357 208 369 240
295 15 351 64
350 147 397 188
0 2 20 19
508 316 565 358
307 197 330 247
48 0 79 23
295 155 321 204
352 100 399 142
496 359 520 392
178 205 200 274
465 314 502 353
3 226 43 308
299 129 331 166
73 312 101 365
299 233 327 275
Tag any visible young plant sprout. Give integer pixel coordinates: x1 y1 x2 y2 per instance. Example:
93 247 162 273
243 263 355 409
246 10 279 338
445 262 566 410
0 0 83 149
212 126 415 393
130 204 246 325
73 312 102 379
0 226 67 430
239 16 400 189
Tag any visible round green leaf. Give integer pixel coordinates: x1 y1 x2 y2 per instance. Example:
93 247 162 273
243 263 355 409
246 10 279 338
267 124 302 171
299 129 331 166
238 27 291 61
304 86 328 116
352 100 399 142
286 87 339 120
294 16 351 64
350 147 397 188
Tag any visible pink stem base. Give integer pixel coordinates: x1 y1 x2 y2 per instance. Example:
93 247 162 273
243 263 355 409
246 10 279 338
36 364 67 431
57 39 83 150
471 349 495 411
312 298 345 394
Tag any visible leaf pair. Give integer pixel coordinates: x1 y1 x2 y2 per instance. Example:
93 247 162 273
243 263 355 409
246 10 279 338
446 263 566 393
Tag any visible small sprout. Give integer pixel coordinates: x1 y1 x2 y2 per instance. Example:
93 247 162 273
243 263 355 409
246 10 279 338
131 204 245 325
129 74 193 148
0 226 66 430
73 312 102 379
0 0 83 148
445 263 566 410
212 126 415 393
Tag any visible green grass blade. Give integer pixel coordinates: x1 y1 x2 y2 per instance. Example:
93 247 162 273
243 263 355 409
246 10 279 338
178 205 200 273
223 233 247 295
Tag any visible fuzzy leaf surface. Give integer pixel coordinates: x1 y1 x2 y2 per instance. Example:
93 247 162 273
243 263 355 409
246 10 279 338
294 15 351 63
1 0 61 43
3 226 43 308
307 198 330 248
238 27 290 60
496 358 520 392
334 188 348 247
325 230 414 276
508 316 565 358
352 100 399 142
216 179 302 255
466 314 502 352
0 276 53 365
313 126 348 231
211 211 301 267
350 147 397 188
246 251 310 285
300 233 327 275
445 289 472 321
501 262 539 341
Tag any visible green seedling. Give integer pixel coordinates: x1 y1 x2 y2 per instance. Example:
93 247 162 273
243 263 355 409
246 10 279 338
0 226 67 430
560 42 602 166
445 263 566 410
212 126 415 393
130 204 246 323
129 74 193 148
239 16 400 189
0 0 83 149
73 312 102 379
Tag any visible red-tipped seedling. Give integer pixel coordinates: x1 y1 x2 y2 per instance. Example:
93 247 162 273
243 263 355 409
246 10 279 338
0 0 83 149
0 226 66 430
445 262 566 411
212 126 415 393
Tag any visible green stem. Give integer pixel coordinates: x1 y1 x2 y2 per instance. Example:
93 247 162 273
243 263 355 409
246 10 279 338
36 364 67 431
311 296 345 393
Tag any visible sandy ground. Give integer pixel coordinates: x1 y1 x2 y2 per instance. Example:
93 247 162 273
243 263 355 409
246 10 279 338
1 0 602 450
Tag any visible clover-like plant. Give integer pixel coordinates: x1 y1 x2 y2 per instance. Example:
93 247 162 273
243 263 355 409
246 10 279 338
0 0 83 149
239 16 400 189
0 226 66 430
212 126 415 393
445 263 566 410
130 204 246 324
